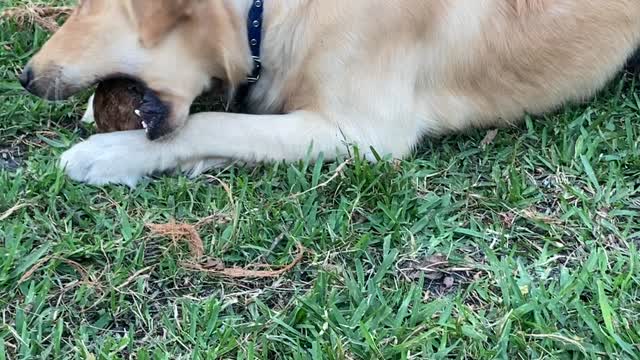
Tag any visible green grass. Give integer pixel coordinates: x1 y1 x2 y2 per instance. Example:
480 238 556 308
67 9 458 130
2 1 640 359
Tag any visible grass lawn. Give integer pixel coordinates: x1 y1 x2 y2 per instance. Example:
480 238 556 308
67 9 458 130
2 1 640 359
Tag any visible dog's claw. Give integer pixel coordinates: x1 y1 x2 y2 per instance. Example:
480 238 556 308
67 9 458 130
134 109 142 117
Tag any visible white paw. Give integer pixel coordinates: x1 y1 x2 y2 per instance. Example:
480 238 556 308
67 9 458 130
59 131 171 187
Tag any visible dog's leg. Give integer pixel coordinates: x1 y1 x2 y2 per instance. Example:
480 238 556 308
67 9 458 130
59 111 359 187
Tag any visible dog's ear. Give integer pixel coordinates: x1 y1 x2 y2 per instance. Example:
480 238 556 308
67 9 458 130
126 0 193 47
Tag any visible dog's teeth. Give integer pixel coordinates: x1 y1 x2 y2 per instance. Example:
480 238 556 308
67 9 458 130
134 109 142 117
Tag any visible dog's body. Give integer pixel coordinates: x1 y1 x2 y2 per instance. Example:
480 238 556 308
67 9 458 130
19 0 640 186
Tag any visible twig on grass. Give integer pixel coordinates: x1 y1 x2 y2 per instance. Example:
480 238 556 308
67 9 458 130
18 256 90 285
115 266 154 291
289 158 352 199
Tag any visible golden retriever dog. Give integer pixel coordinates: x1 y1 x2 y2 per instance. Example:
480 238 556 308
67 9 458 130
19 0 640 187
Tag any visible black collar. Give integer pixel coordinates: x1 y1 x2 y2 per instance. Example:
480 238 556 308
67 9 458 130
227 0 265 111
246 0 264 84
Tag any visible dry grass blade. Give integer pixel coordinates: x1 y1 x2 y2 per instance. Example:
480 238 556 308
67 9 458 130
1 202 29 221
521 208 563 225
290 158 352 199
115 266 154 291
481 129 499 146
18 255 53 284
205 176 236 211
18 256 90 285
1 5 73 32
195 213 233 227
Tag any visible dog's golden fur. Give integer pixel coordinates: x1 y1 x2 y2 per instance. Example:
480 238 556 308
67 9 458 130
20 0 640 186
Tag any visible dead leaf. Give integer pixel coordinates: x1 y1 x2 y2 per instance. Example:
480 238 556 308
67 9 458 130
399 253 449 280
425 272 445 280
393 159 403 171
443 276 455 289
500 211 516 227
521 208 562 225
481 129 499 146
201 258 225 271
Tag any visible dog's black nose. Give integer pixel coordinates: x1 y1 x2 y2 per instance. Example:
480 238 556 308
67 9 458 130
18 66 34 89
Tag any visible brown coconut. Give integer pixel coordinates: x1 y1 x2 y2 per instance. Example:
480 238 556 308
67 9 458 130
92 78 145 133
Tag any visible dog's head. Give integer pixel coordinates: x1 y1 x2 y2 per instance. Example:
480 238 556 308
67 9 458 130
19 0 250 139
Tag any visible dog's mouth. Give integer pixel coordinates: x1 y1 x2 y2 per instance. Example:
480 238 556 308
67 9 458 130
135 87 171 138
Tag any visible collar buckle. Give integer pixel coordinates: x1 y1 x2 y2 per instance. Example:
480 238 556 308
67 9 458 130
247 56 262 83
246 1 264 85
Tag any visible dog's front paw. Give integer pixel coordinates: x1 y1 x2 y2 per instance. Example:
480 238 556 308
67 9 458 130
59 131 167 187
